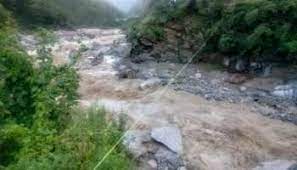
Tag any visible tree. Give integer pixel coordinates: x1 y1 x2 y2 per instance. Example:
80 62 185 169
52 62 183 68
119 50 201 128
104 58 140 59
187 0 197 12
15 0 25 13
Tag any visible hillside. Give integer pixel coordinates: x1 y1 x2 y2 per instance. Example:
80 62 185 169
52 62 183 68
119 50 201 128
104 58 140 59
129 0 297 71
0 0 123 27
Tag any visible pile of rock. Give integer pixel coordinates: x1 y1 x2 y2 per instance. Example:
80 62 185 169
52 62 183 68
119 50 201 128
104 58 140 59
223 57 272 77
123 126 186 170
272 83 297 100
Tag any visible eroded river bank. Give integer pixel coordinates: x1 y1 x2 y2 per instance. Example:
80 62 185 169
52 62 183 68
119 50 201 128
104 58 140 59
20 28 297 170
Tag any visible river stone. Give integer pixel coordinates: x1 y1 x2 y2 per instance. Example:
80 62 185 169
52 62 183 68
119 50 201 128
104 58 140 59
235 59 248 72
151 127 183 154
154 147 184 170
147 159 158 169
253 160 296 170
271 85 297 99
223 57 231 67
225 74 249 84
288 163 297 170
118 67 137 79
262 64 272 77
123 130 151 158
139 78 162 90
195 72 202 79
178 166 187 170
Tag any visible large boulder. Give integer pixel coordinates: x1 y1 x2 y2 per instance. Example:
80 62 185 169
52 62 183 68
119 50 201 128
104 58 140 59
151 127 183 154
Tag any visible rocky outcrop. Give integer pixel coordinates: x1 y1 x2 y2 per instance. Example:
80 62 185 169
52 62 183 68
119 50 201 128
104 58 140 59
131 21 203 64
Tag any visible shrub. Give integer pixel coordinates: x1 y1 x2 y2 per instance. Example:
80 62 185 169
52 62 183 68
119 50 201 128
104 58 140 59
7 107 135 170
0 4 13 29
205 0 297 61
0 38 134 170
0 50 35 124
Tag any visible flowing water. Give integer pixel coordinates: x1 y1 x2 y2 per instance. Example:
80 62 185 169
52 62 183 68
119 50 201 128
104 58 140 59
21 28 297 170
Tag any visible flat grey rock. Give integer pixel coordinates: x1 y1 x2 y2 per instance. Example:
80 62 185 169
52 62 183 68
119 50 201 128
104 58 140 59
151 127 183 154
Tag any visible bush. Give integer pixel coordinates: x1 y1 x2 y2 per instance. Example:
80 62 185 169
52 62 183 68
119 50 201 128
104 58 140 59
0 4 13 29
129 23 165 42
205 0 297 61
0 50 35 125
7 107 135 170
0 48 134 169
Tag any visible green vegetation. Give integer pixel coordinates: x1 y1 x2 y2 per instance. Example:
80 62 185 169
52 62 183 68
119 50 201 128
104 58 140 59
0 34 134 170
0 4 19 51
128 0 186 42
206 0 297 62
130 0 297 63
0 39 135 169
0 3 134 170
0 0 123 27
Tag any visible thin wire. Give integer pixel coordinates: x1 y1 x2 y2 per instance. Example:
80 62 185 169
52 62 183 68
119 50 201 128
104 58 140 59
93 40 208 170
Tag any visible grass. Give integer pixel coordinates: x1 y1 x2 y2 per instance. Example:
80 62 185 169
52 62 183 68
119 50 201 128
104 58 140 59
6 106 135 170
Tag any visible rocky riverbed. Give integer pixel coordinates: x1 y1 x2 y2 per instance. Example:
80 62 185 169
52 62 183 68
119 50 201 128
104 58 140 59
20 28 297 170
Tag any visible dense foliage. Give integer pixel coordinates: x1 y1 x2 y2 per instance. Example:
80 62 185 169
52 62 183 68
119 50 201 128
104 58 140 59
128 0 187 42
0 0 123 27
0 5 134 169
206 0 297 62
0 37 134 170
130 0 297 63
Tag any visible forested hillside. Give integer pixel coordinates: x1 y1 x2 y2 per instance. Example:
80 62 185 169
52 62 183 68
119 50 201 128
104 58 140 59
0 0 123 26
129 0 297 67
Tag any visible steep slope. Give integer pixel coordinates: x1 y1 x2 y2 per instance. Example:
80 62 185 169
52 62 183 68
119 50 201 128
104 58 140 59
129 0 297 70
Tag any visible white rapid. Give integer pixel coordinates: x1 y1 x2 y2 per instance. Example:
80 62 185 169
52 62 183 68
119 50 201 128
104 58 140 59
21 28 297 170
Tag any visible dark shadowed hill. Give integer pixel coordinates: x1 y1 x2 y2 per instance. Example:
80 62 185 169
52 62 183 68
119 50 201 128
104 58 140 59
0 0 123 27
